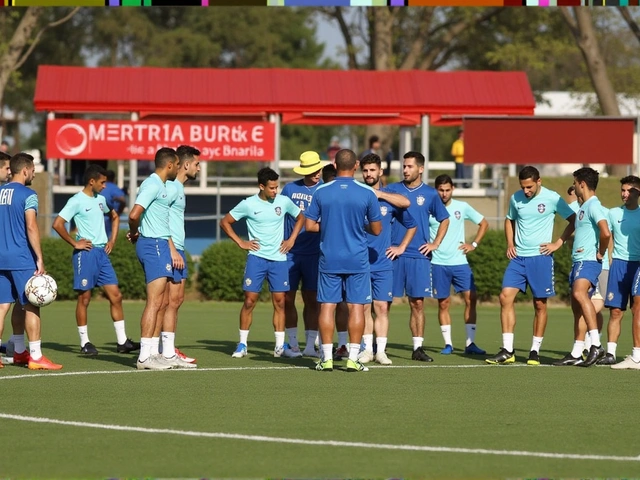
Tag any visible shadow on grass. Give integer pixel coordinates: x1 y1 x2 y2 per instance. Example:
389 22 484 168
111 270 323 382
196 338 315 366
42 341 138 368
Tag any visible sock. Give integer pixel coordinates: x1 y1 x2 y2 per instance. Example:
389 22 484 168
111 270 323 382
362 334 374 353
77 326 90 347
376 336 387 353
502 333 514 352
322 344 333 362
571 340 585 358
588 329 601 347
337 331 348 347
150 337 160 356
139 337 152 362
607 342 617 357
275 331 285 349
285 327 298 348
161 332 175 359
465 324 476 347
11 334 25 354
632 347 640 362
530 336 543 353
29 340 42 360
239 329 249 346
305 330 318 350
412 337 423 350
348 342 360 362
113 320 127 345
584 334 592 350
441 325 452 347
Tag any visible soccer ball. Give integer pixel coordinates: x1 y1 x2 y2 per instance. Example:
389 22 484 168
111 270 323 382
24 274 58 307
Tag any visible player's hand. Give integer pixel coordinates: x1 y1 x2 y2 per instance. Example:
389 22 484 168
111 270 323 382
241 240 260 251
35 258 45 276
459 243 475 254
386 245 405 260
280 239 294 254
171 250 184 270
506 246 517 259
596 251 604 263
418 242 438 256
105 241 115 255
127 231 139 244
75 239 92 251
539 241 560 255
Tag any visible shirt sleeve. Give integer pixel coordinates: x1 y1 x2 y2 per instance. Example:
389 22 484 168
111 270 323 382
367 191 383 223
430 193 450 222
229 199 249 221
396 207 417 229
305 191 321 222
135 181 160 210
24 193 39 215
464 204 484 224
589 201 606 224
556 196 575 220
506 195 517 220
98 195 111 214
283 196 301 218
58 196 77 222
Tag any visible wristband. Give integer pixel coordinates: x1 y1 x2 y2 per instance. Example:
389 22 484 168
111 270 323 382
471 241 478 248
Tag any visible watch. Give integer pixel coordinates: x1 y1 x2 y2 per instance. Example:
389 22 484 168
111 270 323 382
471 241 478 248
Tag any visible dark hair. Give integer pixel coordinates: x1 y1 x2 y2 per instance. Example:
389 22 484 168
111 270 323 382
10 152 34 175
403 151 425 167
567 185 575 195
368 135 379 148
573 167 599 191
620 175 640 189
335 149 357 171
518 166 540 182
322 164 336 183
435 174 454 188
83 164 108 185
176 145 201 165
1 140 9 147
257 167 279 186
106 169 116 182
360 153 381 169
154 147 178 169
0 151 10 164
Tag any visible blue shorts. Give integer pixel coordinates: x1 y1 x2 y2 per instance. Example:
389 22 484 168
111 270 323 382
72 247 118 291
371 270 393 302
171 250 188 283
570 260 602 289
0 269 33 305
392 256 432 299
432 264 475 299
502 255 555 298
318 271 371 304
630 264 640 298
287 252 319 291
604 259 639 310
135 237 173 284
243 254 289 293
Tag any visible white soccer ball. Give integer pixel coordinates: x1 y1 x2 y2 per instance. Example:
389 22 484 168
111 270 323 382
25 274 58 307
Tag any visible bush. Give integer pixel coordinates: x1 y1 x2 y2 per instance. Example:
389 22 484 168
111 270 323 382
198 240 269 301
41 237 76 300
108 232 147 299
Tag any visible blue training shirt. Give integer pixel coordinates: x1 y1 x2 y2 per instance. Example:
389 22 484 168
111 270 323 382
0 182 38 270
384 181 449 259
281 179 322 255
305 177 382 274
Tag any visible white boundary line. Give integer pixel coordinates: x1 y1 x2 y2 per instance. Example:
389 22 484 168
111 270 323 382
0 412 638 463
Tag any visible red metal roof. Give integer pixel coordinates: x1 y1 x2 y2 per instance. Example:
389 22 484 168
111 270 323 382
34 66 535 126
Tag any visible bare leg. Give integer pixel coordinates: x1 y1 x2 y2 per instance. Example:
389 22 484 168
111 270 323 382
499 287 520 333
532 298 548 337
75 290 92 327
240 291 260 330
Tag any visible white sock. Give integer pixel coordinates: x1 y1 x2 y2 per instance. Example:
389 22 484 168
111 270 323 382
362 334 374 353
239 329 249 346
412 337 423 350
285 327 298 348
322 344 333 362
607 342 617 357
161 332 175 359
337 331 348 347
113 320 127 345
632 347 640 362
502 333 514 352
305 330 318 350
77 326 90 347
584 334 592 350
441 325 452 346
376 336 388 353
29 340 42 360
588 329 601 347
571 340 585 358
150 337 160 356
11 334 25 354
348 343 360 362
530 336 543 353
275 331 285 349
465 324 476 347
139 337 152 362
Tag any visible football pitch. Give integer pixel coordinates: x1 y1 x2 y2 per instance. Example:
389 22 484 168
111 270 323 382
1 300 639 479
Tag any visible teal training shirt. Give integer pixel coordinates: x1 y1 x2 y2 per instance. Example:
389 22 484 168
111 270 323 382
609 205 640 261
572 196 606 263
135 173 176 239
58 191 111 247
229 194 301 262
167 180 186 251
429 199 484 266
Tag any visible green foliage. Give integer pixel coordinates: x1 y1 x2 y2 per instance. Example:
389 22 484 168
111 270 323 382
198 240 269 302
41 237 76 301
108 232 147 300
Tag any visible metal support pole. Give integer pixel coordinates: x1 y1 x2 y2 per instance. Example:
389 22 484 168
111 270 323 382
636 117 640 178
117 162 125 189
421 115 429 184
199 161 208 188
269 113 281 174
216 177 221 242
128 112 139 212
46 112 56 177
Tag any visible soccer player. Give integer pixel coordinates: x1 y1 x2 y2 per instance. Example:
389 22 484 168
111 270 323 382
128 147 181 370
429 174 488 355
553 167 610 367
305 149 382 372
358 153 416 365
221 167 304 358
385 151 450 362
602 176 640 366
322 164 336 183
155 145 200 367
281 151 327 358
0 153 62 370
0 151 10 184
102 170 126 240
486 166 575 366
52 164 138 356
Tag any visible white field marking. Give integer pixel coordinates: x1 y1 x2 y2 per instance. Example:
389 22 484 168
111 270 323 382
0 412 638 463
0 363 546 381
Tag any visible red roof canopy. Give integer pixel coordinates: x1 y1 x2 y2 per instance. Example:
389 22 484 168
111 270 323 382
34 66 535 126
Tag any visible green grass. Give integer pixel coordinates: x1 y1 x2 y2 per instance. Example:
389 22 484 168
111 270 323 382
1 301 639 478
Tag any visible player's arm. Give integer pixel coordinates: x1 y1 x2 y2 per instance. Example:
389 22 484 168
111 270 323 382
596 218 611 261
25 210 45 275
387 226 416 260
305 217 320 233
366 220 382 236
280 213 304 254
105 209 119 254
419 218 449 256
375 190 410 209
168 237 184 269
504 217 517 259
460 218 489 254
540 213 576 255
127 204 145 244
220 213 259 251
53 215 92 251
114 194 126 215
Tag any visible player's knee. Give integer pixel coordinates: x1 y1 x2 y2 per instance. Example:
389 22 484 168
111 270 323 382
409 298 423 311
438 297 451 310
499 291 511 307
243 296 257 311
78 294 91 308
533 298 547 312
272 294 285 311
110 289 123 305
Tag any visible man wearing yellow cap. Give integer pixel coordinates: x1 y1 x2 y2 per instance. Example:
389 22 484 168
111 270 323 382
281 151 328 358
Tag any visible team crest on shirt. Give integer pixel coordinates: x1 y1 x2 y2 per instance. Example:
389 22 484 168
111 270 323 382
579 210 584 221
537 203 546 213
275 207 282 216
416 195 425 206
165 264 172 272
380 205 388 216
99 203 104 210
454 211 461 220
